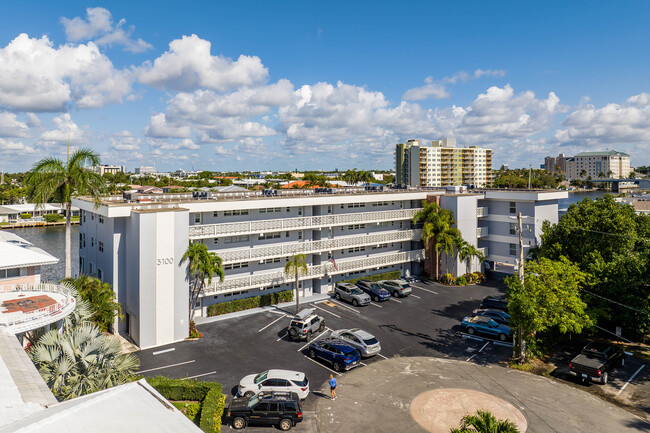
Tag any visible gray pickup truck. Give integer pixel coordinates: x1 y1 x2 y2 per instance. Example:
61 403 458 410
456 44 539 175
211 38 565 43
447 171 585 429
569 342 625 384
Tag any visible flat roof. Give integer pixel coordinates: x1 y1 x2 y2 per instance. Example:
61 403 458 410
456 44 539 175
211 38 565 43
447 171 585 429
0 232 58 270
574 150 630 157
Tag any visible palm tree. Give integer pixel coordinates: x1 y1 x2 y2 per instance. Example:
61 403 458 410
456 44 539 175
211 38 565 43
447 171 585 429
285 253 308 314
457 240 486 274
182 241 224 322
343 169 359 186
450 409 520 433
437 223 462 275
29 322 140 401
580 169 587 178
62 274 122 332
26 148 106 278
413 201 459 280
358 170 374 185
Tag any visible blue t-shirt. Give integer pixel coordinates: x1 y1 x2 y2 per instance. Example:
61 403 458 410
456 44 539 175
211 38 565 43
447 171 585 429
329 377 337 388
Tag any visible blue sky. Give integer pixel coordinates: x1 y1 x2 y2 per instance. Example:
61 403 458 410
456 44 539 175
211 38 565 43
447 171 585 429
1 1 649 172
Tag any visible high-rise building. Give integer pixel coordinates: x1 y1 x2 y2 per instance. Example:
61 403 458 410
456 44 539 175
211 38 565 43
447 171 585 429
544 154 568 174
395 138 493 187
565 151 631 180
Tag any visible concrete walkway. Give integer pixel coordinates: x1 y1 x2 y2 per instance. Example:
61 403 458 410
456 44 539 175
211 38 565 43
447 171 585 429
315 357 650 433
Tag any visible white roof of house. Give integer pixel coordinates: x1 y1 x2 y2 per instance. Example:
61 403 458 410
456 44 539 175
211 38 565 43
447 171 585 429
0 232 58 270
0 204 75 214
0 379 202 433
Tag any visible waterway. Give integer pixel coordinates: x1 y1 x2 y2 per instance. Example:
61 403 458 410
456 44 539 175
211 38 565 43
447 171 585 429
558 190 609 211
9 225 79 282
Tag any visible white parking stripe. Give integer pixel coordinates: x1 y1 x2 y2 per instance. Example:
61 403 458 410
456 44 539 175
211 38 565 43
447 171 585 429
466 342 490 362
327 299 362 314
304 355 341 376
297 327 331 352
182 371 217 380
616 364 646 396
413 286 438 294
359 362 368 366
138 360 195 374
152 348 175 356
410 294 422 299
369 302 383 308
377 353 388 360
313 304 341 318
258 314 288 332
276 331 288 342
391 298 403 304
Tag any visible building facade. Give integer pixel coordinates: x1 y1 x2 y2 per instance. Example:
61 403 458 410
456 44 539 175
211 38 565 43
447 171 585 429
549 151 631 180
544 154 569 174
92 165 126 176
395 138 493 187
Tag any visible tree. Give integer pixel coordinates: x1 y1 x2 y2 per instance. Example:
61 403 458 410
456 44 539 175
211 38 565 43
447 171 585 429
30 322 140 401
62 274 122 332
450 410 520 433
285 253 308 314
281 172 294 182
580 169 587 178
358 170 374 185
505 257 592 359
607 170 613 178
413 201 460 280
26 148 106 278
343 169 360 186
458 240 486 274
182 242 224 323
629 171 637 179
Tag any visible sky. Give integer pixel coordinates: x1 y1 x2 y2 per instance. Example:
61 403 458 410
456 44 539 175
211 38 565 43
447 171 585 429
1 1 650 172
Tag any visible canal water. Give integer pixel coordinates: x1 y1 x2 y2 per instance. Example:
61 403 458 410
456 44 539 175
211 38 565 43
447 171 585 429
558 190 608 213
9 225 79 282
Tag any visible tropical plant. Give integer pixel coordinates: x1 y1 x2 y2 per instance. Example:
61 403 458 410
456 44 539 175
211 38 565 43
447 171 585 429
61 274 123 332
29 322 140 401
580 169 587 178
458 240 486 274
343 169 360 185
182 241 224 323
450 409 520 433
26 148 106 278
413 201 461 280
285 253 308 314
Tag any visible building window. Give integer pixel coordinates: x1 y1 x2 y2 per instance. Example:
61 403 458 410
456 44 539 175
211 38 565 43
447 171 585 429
509 223 516 235
0 268 20 279
509 243 517 256
83 212 86 223
348 246 365 253
224 235 249 244
509 202 516 214
224 209 249 216
224 262 249 270
98 241 104 252
79 233 83 249
259 207 281 214
347 203 365 208
99 215 104 224
262 257 281 264
97 268 103 281
347 224 366 230
298 230 303 240
89 262 94 275
91 237 94 247
259 232 281 240
194 213 202 224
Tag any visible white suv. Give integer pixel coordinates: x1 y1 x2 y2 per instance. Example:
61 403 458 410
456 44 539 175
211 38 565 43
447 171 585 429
238 369 310 399
288 308 325 341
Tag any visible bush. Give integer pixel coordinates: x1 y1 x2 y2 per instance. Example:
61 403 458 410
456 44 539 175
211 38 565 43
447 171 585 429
20 213 32 219
146 376 224 433
43 213 64 222
207 289 294 316
172 401 202 421
456 275 467 286
440 273 453 285
189 320 202 338
340 270 402 285
472 272 486 283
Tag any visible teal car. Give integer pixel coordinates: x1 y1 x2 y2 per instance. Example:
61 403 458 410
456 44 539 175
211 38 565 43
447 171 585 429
461 315 511 341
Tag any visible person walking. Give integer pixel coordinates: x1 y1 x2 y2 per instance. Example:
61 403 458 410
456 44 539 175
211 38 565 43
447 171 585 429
329 374 337 400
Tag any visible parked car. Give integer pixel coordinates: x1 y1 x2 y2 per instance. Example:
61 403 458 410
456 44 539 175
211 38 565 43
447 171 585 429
379 280 412 297
569 342 625 384
480 296 508 312
461 315 511 341
226 391 303 431
334 282 371 306
472 309 511 326
330 328 381 357
356 280 391 302
238 369 310 399
308 338 361 371
288 309 325 341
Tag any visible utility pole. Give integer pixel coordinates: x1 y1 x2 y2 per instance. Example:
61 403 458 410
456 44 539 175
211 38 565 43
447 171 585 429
517 211 525 360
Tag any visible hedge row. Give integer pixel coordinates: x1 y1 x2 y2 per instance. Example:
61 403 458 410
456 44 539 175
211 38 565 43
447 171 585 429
207 289 294 316
340 270 402 285
146 376 224 433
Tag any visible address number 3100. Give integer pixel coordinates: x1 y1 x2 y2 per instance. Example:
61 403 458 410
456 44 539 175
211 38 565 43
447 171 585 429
157 258 174 265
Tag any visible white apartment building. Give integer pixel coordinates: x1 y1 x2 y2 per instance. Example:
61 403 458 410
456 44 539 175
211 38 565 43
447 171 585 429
73 188 565 348
395 138 493 187
565 150 631 180
91 165 126 176
134 166 157 175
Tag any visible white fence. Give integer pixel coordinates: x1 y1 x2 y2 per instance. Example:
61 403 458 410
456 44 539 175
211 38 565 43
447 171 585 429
0 283 76 332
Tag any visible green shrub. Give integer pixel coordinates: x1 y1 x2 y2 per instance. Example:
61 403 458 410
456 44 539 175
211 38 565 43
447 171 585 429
20 213 32 219
340 270 402 285
440 273 453 284
456 275 467 285
472 272 486 283
207 289 294 316
199 389 226 433
172 401 202 421
43 213 64 222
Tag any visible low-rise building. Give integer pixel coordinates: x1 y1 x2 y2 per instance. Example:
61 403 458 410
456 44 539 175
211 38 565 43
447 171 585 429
92 165 126 176
0 204 79 223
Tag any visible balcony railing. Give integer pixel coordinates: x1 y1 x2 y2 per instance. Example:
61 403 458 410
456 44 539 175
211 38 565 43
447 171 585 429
213 229 422 263
477 227 489 238
189 208 420 239
0 283 76 334
476 207 488 218
203 249 425 295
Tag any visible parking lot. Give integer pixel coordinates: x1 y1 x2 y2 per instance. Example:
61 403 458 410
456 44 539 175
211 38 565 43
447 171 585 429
136 280 512 430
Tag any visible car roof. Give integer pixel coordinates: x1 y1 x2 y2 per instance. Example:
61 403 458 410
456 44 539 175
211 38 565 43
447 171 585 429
347 328 375 339
265 369 306 380
474 309 508 316
484 296 506 302
467 316 493 324
337 282 356 288
584 342 611 352
293 308 316 320
321 338 357 350
258 391 300 401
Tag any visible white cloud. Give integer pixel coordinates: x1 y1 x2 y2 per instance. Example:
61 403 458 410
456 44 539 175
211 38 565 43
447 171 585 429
0 34 133 111
0 112 29 137
145 113 192 139
0 138 36 156
146 137 200 150
215 137 268 155
138 34 268 92
37 113 89 148
110 130 141 151
403 69 506 101
25 113 41 128
555 92 650 146
61 7 152 53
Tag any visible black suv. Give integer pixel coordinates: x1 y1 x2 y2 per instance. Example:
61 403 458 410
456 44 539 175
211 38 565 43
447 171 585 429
480 296 508 312
227 391 303 431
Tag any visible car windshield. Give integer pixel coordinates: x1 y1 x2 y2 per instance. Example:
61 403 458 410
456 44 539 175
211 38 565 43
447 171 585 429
350 288 363 294
247 394 260 408
254 371 268 384
370 284 382 291
363 337 379 345
342 347 357 355
292 377 308 387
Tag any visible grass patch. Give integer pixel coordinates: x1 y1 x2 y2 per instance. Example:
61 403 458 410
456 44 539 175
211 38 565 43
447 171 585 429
508 358 556 377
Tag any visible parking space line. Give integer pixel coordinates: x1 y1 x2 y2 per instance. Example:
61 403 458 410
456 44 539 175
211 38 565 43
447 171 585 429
138 360 195 374
369 303 383 308
466 342 490 362
410 294 421 299
258 314 288 332
152 348 175 356
391 298 403 304
359 362 368 366
296 328 332 352
616 364 646 396
276 331 288 342
182 371 217 380
327 299 362 314
377 354 388 360
313 304 341 318
413 286 438 294
303 356 341 376
460 332 513 346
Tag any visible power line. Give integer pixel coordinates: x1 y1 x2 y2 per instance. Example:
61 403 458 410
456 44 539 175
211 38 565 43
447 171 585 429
581 288 650 316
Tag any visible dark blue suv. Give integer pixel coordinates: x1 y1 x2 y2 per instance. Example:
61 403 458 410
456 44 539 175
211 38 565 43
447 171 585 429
308 338 361 372
355 280 391 302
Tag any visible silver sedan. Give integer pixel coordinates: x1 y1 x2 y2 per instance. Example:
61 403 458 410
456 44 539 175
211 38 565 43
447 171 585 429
330 328 381 357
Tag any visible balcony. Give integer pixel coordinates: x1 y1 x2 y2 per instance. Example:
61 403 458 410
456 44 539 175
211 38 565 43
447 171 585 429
189 208 420 239
203 249 426 295
476 207 488 218
213 229 422 263
476 227 489 238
